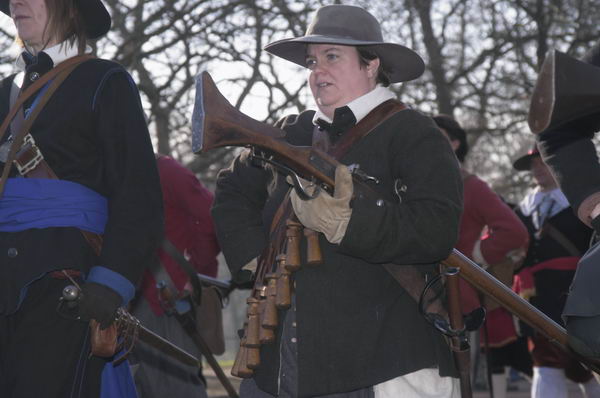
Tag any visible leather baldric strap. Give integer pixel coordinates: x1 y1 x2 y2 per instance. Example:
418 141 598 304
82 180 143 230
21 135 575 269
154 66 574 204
267 100 448 315
257 100 407 283
268 99 406 233
0 54 102 255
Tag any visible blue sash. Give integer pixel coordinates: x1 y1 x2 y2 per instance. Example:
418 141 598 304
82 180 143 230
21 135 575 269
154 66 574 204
0 178 107 233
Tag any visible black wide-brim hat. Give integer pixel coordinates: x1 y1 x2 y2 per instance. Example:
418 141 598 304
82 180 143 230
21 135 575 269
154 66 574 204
264 5 425 83
1 0 111 40
513 145 541 171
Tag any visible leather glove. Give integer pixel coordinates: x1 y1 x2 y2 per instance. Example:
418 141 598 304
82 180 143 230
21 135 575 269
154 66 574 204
78 282 122 329
593 214 600 235
290 165 353 244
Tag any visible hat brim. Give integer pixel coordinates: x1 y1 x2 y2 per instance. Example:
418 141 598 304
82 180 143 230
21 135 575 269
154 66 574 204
513 153 540 171
0 0 111 40
264 35 425 83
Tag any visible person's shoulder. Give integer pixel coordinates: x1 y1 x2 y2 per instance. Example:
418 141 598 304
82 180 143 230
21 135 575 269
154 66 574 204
386 106 438 132
72 58 133 86
156 154 193 176
464 173 489 189
385 107 446 144
78 57 127 73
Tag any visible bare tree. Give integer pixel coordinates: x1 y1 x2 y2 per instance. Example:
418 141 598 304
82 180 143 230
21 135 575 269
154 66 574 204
2 0 599 194
348 0 600 201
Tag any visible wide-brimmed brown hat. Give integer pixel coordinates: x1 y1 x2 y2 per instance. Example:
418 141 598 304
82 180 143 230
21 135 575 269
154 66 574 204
1 0 111 40
264 4 425 83
513 145 541 171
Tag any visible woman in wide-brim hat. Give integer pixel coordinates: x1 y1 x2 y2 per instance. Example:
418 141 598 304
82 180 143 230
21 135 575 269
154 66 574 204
0 1 162 397
212 4 463 398
264 4 424 84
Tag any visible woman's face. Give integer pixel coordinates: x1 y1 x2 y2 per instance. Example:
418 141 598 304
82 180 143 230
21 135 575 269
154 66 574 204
10 0 54 51
306 44 379 119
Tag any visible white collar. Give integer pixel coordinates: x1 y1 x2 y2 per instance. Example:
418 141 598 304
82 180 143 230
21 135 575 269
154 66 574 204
15 41 91 71
519 187 570 217
312 86 397 125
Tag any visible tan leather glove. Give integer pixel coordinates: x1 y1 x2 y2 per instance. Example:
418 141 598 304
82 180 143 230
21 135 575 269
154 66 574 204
290 165 353 244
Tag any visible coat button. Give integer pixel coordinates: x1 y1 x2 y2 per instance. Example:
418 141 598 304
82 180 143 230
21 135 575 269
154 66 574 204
7 247 18 258
376 199 385 207
29 72 40 82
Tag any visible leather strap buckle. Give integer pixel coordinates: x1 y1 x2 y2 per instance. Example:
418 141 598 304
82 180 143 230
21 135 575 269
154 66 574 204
14 134 44 175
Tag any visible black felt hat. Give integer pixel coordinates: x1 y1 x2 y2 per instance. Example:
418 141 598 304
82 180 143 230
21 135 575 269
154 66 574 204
264 4 425 83
1 0 111 40
512 145 541 171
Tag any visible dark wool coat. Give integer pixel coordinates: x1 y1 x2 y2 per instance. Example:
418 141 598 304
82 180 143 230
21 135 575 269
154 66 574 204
212 106 463 397
515 207 593 324
0 58 163 313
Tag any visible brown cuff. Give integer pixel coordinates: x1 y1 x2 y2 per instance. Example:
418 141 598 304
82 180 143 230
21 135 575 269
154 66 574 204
577 192 600 227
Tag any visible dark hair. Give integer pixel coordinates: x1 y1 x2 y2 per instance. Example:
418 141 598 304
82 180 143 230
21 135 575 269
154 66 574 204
47 0 88 53
357 48 391 87
433 114 469 162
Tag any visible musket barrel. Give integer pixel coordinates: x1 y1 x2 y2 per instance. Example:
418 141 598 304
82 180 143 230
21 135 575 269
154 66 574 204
445 252 600 373
443 250 568 346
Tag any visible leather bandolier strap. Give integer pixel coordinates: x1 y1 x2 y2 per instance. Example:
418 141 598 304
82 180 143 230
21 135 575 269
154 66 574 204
234 100 461 378
0 54 102 255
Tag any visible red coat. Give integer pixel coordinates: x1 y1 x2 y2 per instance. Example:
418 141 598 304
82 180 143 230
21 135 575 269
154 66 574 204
455 173 528 269
456 173 529 346
140 155 221 315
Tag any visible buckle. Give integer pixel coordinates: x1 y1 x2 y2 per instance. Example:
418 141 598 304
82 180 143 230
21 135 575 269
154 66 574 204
14 134 44 175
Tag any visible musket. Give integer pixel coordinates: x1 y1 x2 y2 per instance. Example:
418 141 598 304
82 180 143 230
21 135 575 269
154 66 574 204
529 49 600 135
192 72 600 377
443 250 600 374
196 273 232 291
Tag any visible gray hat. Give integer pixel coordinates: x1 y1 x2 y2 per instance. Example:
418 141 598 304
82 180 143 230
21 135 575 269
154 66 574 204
264 5 425 83
1 0 111 40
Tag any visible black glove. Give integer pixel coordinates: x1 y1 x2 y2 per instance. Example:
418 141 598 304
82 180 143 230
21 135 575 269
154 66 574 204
78 282 122 329
592 215 600 236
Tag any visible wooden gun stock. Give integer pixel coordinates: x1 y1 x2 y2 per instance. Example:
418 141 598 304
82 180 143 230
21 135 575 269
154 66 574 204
198 72 338 189
529 50 600 134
